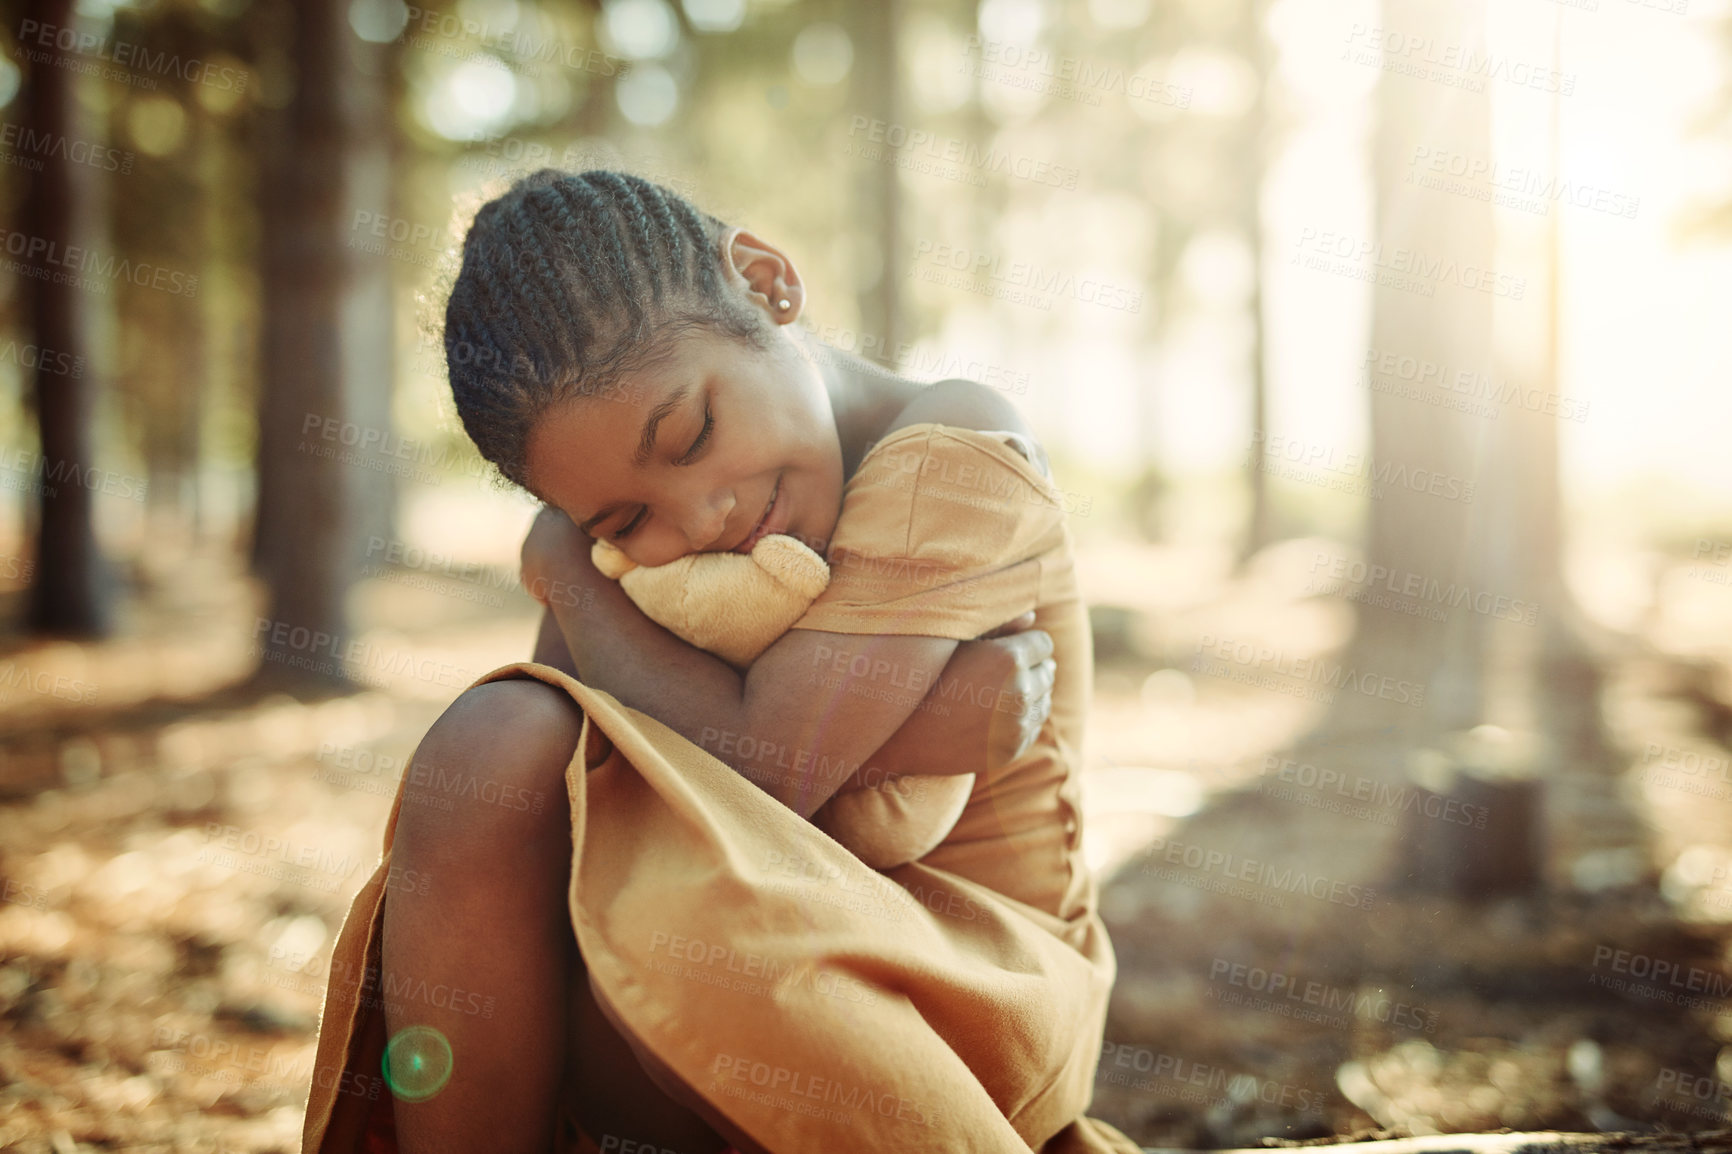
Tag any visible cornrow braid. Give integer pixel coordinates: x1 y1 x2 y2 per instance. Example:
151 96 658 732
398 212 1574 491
583 170 662 306
443 168 769 490
638 178 688 279
668 194 723 298
557 177 644 332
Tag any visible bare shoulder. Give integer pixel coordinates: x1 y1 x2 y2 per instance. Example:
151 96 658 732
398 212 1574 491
881 380 1049 476
882 378 1034 439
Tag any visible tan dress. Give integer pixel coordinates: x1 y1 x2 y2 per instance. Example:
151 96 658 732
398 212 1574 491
299 423 1141 1154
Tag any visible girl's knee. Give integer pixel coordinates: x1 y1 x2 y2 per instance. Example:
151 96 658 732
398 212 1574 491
436 679 585 770
396 680 582 859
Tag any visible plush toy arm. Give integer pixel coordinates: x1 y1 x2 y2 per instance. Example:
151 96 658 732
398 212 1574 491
590 538 638 580
749 534 830 600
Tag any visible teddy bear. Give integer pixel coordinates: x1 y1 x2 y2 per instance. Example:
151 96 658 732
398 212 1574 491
590 533 974 870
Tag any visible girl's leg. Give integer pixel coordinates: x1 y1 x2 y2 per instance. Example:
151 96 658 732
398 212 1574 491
568 956 736 1153
382 679 729 1154
382 680 580 1151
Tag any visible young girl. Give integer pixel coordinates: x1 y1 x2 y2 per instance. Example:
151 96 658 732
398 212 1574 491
301 169 1141 1154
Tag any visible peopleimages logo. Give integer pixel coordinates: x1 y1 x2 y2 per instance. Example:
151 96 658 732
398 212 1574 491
1208 958 1441 1032
1359 346 1589 423
251 617 477 690
798 318 1033 395
0 659 99 705
0 448 148 503
908 240 1143 313
1340 22 1575 95
18 18 248 92
1140 835 1378 910
958 36 1194 110
1306 552 1538 627
1192 634 1426 707
1292 227 1526 300
0 337 83 377
1406 147 1639 221
847 117 1080 190
1589 945 1732 998
395 5 628 79
1261 756 1486 829
1096 1042 1327 1113
0 226 198 297
0 123 134 175
1248 431 1478 504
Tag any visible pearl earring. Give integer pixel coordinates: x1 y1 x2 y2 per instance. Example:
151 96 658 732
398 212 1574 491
777 298 790 310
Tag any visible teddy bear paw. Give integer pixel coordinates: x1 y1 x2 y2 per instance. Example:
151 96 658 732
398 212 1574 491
590 538 638 580
749 534 831 600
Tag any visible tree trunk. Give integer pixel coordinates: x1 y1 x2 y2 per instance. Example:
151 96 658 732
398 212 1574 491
113 10 209 553
24 0 110 636
1487 19 1632 869
850 0 903 353
1240 0 1274 564
1531 19 1615 781
347 14 397 558
1309 0 1495 753
251 0 388 689
1284 2 1628 895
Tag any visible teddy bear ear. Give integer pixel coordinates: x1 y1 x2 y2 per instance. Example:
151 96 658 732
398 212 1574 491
591 537 638 579
749 534 830 600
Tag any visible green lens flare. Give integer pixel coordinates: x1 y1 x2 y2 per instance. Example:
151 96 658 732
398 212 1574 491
383 1025 453 1102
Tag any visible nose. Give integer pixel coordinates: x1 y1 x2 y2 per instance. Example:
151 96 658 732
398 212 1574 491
680 485 736 552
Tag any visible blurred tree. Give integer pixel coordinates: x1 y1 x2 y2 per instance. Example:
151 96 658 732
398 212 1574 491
1310 1 1624 881
23 0 110 636
574 1 616 139
847 0 903 353
347 6 397 556
110 6 210 549
1239 0 1273 564
1118 1 1260 545
1485 20 1628 853
1314 0 1496 746
250 0 392 689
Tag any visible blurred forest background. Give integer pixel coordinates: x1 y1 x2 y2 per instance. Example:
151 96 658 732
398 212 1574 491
2 0 1732 1150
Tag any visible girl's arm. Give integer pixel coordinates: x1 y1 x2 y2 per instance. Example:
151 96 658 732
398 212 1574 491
532 603 1048 795
528 381 1051 820
530 526 1039 820
532 609 580 674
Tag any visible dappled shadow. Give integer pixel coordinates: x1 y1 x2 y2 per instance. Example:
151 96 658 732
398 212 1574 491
0 672 371 801
1081 542 1732 1147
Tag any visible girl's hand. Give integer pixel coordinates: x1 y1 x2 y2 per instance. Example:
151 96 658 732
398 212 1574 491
947 617 1056 768
839 611 1056 791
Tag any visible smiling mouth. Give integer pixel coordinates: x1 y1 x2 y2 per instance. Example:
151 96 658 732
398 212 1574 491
732 474 782 554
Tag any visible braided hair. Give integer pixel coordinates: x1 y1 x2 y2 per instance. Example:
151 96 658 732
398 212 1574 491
443 168 772 488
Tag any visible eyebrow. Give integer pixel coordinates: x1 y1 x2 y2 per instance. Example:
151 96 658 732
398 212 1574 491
576 381 691 536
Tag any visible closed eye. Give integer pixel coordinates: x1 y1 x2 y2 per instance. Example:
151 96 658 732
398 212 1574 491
610 403 714 540
608 508 646 540
676 403 714 466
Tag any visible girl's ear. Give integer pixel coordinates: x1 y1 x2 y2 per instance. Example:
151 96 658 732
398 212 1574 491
721 227 804 324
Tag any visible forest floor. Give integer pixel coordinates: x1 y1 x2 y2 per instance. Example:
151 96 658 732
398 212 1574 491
1 535 1730 1152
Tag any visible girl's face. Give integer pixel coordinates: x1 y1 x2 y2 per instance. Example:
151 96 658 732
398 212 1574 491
523 325 846 569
